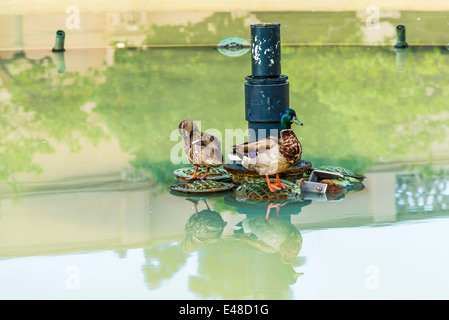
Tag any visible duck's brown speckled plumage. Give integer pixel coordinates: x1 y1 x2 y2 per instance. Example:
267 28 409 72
179 120 223 168
278 130 302 166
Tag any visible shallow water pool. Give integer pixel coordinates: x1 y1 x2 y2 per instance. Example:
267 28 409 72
1 10 449 300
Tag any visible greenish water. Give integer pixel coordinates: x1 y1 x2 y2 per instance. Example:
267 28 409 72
1 11 449 300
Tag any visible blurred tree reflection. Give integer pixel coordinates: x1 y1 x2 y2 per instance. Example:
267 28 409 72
145 12 250 45
0 54 106 194
144 11 363 46
141 243 186 290
2 16 449 189
94 46 247 180
2 56 104 151
283 46 449 173
188 239 250 299
95 45 449 181
109 13 449 177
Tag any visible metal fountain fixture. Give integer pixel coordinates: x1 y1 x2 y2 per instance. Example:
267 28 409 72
245 23 288 141
52 30 66 74
52 30 66 52
394 25 408 72
224 22 311 184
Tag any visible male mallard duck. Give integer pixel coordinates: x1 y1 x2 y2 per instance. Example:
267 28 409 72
230 109 303 192
234 215 303 265
178 120 223 181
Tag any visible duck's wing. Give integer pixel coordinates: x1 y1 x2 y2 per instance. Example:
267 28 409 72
196 132 223 166
231 137 278 159
178 120 198 153
178 120 197 140
198 132 220 147
184 130 223 167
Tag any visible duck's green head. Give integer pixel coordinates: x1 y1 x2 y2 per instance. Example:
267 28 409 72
280 108 303 130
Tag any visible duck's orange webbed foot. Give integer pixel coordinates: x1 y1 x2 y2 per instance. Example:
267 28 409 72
197 167 210 180
274 173 290 189
265 173 288 192
180 166 200 182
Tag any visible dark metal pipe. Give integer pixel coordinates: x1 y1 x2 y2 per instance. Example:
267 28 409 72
394 25 408 72
52 30 66 52
251 23 281 77
245 23 289 142
394 25 408 49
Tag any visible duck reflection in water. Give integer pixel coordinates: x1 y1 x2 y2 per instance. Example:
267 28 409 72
234 203 303 265
232 203 304 299
141 198 226 291
182 198 227 253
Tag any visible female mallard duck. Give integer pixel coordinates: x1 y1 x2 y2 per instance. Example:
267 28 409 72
182 199 227 253
178 120 223 181
230 109 303 192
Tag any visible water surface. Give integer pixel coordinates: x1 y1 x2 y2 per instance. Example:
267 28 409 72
1 11 449 300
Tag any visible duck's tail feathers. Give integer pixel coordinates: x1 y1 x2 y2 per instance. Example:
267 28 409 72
228 147 245 163
228 153 243 162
